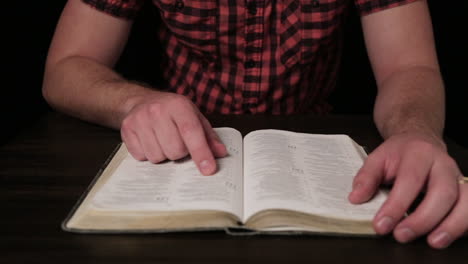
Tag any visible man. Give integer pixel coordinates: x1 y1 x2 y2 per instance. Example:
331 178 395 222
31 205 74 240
43 0 466 248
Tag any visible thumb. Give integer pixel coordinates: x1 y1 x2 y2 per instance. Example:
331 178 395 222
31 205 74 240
199 115 228 158
349 150 386 204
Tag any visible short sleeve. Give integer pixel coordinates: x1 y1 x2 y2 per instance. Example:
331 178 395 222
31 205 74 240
354 0 421 16
82 0 145 20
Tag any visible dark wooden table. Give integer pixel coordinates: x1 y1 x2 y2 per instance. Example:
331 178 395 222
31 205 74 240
1 111 467 263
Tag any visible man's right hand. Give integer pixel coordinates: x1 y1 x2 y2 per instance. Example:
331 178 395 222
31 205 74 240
43 0 226 175
120 91 227 175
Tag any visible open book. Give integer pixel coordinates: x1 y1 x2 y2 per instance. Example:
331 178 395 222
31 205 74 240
63 128 388 235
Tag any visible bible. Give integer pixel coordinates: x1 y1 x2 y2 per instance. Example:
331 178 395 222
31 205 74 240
63 128 388 235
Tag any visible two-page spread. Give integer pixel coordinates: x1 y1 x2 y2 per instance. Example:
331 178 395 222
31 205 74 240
63 128 388 235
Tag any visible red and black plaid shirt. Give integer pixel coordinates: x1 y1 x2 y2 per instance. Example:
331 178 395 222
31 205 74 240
83 0 419 114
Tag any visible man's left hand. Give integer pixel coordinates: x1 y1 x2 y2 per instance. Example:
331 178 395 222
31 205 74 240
348 132 467 249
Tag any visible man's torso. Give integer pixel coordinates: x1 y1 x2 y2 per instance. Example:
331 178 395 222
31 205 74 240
83 0 419 114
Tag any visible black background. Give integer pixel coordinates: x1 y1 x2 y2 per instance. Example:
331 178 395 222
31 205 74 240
3 0 467 146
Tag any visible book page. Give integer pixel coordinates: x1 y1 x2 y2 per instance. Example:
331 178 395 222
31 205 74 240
243 130 387 222
89 127 243 219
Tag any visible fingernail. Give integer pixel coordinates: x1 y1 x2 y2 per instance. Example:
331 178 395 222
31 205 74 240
395 227 416 243
376 216 394 234
351 183 363 194
348 190 360 203
199 160 214 175
430 232 451 248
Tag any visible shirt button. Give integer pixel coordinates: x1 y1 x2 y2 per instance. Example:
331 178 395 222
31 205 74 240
313 0 320 8
175 0 184 11
245 60 256 69
247 2 257 15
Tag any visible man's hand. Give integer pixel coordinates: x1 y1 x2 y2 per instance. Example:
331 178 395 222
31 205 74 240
349 132 467 249
120 91 227 175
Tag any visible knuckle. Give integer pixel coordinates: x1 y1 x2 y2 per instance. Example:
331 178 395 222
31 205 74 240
401 220 427 236
439 186 459 203
121 117 134 130
145 148 166 164
405 172 426 186
147 103 163 117
164 141 188 160
387 199 408 217
134 111 148 125
166 150 188 161
409 140 434 154
190 145 211 161
365 152 383 167
128 149 146 161
179 120 203 136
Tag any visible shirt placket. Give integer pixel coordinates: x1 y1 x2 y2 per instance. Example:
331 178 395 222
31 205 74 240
243 0 264 114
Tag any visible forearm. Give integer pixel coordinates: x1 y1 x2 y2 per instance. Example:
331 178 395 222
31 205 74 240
373 65 445 141
43 56 153 129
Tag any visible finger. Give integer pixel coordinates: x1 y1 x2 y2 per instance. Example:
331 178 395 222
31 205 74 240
373 150 433 236
393 157 459 244
121 128 146 161
348 149 386 204
199 114 227 158
153 115 188 161
428 182 468 249
172 110 217 176
136 124 166 163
